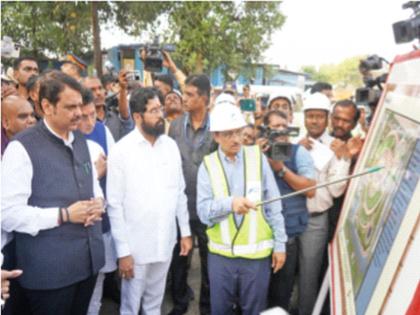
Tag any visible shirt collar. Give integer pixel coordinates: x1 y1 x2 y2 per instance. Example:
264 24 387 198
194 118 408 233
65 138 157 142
218 146 242 164
185 112 210 130
313 129 330 143
43 119 74 147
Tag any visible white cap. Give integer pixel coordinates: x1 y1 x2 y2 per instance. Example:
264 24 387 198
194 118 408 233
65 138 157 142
268 92 293 108
210 104 247 132
214 93 236 107
303 92 331 112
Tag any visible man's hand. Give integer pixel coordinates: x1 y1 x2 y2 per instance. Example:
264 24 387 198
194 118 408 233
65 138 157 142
1 84 17 99
268 158 284 173
118 69 128 91
95 153 107 179
118 255 134 280
272 252 286 273
256 137 269 153
330 138 349 159
84 197 105 227
180 236 193 256
347 135 363 158
1 269 22 301
298 137 314 150
232 197 256 215
66 200 96 224
162 51 177 73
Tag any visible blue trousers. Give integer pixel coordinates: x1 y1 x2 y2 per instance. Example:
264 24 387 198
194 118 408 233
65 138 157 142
208 253 271 315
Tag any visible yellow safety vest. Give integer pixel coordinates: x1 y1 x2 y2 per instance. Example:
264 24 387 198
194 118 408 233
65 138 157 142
203 145 273 259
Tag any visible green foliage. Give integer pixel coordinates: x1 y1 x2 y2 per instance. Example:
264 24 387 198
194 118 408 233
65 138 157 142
301 55 365 88
2 2 285 75
165 2 285 74
1 2 92 58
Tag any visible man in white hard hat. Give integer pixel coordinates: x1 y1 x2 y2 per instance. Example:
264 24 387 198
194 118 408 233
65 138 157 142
268 92 294 123
214 92 236 108
197 104 287 315
297 92 351 315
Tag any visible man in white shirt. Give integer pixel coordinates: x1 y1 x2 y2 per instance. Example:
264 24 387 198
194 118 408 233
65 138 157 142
107 87 192 315
298 92 351 315
1 71 105 315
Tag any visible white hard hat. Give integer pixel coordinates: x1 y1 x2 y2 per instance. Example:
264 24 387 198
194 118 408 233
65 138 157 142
303 92 331 112
210 104 246 132
214 93 236 107
268 92 293 108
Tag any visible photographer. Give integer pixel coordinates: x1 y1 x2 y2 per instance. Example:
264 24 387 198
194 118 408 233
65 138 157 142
267 92 294 124
258 110 316 312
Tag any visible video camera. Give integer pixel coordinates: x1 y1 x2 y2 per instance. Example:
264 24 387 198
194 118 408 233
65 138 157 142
259 126 300 161
140 37 175 73
393 1 420 44
355 55 388 125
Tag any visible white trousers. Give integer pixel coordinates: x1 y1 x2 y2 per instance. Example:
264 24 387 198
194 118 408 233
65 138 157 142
120 259 172 315
87 232 117 315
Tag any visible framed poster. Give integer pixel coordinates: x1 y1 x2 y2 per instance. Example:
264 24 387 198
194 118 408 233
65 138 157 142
330 50 420 315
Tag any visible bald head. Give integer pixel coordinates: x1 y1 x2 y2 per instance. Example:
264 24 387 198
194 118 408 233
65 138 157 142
2 95 36 138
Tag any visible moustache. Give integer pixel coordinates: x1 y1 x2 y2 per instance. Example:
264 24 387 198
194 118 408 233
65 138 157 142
71 116 81 123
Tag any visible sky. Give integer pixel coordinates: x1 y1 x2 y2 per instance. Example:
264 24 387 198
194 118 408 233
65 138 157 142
101 0 416 71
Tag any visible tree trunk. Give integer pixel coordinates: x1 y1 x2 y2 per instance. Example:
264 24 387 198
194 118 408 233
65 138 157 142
91 2 102 77
195 52 204 73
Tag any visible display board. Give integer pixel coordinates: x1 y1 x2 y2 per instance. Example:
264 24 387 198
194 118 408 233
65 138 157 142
330 50 420 315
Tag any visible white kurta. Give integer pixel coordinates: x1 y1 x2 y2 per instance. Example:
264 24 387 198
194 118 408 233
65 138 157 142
107 128 191 265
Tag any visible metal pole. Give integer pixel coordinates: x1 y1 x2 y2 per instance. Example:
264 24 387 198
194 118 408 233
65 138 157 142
256 166 383 207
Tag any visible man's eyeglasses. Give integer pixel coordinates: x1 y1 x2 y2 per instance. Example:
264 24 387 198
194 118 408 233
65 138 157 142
220 129 243 139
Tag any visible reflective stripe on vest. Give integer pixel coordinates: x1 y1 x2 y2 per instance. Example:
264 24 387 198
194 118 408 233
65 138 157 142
203 145 273 259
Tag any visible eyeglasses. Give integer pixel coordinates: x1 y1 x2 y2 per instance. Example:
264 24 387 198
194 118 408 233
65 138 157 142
220 129 243 139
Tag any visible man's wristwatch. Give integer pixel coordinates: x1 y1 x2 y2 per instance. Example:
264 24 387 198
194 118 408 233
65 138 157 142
277 166 287 178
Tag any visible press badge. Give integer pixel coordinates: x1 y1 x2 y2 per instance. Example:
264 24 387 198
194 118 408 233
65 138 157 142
246 181 262 203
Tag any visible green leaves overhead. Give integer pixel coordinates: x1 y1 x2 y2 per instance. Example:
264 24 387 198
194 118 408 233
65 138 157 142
1 1 92 58
2 1 286 74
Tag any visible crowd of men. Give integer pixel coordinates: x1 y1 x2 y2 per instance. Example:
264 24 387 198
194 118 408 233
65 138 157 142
1 54 365 315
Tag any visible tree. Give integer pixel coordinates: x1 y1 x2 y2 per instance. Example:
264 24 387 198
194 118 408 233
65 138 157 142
301 65 330 83
1 2 169 74
91 2 102 77
113 2 286 75
1 2 92 58
301 55 365 88
2 2 286 76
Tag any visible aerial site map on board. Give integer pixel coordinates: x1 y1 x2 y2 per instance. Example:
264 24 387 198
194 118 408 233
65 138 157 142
331 51 420 315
